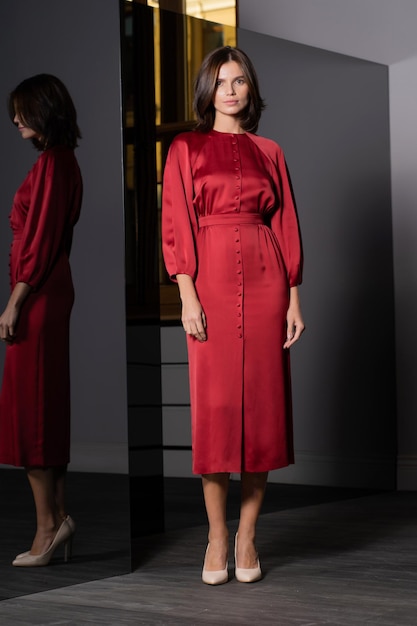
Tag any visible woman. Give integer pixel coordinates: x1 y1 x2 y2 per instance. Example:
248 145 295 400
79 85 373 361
162 47 304 585
0 74 82 567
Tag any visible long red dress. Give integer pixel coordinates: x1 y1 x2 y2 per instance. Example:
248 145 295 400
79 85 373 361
0 146 82 467
162 130 302 474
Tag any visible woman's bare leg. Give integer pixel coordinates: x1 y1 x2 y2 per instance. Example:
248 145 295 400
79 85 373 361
201 472 230 570
26 467 62 555
236 471 268 568
53 465 68 520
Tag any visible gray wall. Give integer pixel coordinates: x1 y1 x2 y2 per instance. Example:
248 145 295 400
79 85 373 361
0 0 128 473
237 0 417 65
390 55 417 489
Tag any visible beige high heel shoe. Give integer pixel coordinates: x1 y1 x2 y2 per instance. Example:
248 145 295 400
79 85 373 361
12 515 75 567
202 544 229 585
234 532 262 583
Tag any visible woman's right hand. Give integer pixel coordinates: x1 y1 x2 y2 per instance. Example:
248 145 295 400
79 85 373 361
176 274 207 342
181 297 207 342
0 282 31 344
0 303 19 344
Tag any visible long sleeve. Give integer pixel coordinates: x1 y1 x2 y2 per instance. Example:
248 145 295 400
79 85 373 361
162 134 199 282
248 134 303 287
270 145 303 287
15 148 82 290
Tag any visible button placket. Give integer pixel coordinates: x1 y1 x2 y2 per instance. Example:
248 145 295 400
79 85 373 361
234 225 243 338
230 135 243 338
231 135 241 213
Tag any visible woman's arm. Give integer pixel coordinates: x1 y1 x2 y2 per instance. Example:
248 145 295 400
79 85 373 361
177 274 207 342
15 150 77 289
283 286 305 349
162 137 199 282
0 282 32 343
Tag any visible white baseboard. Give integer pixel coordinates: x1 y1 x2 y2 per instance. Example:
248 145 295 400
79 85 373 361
397 455 417 490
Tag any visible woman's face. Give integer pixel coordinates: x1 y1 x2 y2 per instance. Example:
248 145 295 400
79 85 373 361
213 61 249 120
13 112 39 141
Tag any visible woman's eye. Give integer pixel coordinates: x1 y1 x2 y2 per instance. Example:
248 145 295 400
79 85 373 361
215 80 222 87
235 79 245 85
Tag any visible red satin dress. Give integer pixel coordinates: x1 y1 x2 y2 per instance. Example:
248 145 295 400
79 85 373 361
162 130 302 474
0 146 82 467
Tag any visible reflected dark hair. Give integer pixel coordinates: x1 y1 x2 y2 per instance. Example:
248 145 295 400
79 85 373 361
8 73 81 150
193 46 265 133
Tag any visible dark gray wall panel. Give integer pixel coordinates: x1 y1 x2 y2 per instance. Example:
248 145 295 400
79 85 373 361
239 29 395 486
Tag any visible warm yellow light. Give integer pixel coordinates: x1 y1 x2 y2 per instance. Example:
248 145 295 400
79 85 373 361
186 1 236 27
143 1 236 27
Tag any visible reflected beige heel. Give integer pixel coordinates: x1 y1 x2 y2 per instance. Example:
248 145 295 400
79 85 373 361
12 515 76 567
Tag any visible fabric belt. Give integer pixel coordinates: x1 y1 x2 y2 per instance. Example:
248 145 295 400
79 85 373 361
199 214 264 227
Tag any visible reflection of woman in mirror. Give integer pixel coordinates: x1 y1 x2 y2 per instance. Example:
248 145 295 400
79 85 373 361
0 74 82 567
162 46 304 585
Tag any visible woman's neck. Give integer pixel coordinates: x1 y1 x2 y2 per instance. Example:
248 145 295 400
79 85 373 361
213 116 244 134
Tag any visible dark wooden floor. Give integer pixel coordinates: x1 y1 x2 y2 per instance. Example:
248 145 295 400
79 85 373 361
1 470 417 625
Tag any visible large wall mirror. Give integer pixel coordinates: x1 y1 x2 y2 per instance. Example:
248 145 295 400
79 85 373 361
0 0 131 600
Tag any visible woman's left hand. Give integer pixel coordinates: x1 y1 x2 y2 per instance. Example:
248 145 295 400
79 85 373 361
283 286 305 349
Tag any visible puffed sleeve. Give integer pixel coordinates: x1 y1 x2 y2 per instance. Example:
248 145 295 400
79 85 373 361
162 135 199 281
15 149 78 289
269 144 303 287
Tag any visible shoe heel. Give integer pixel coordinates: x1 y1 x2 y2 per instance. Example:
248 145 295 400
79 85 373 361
12 515 76 568
64 536 73 563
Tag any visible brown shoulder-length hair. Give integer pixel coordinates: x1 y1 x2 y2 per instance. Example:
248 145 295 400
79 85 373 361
8 73 81 150
193 46 265 133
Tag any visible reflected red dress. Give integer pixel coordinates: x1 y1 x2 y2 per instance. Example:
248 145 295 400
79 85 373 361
162 130 302 474
0 146 82 467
